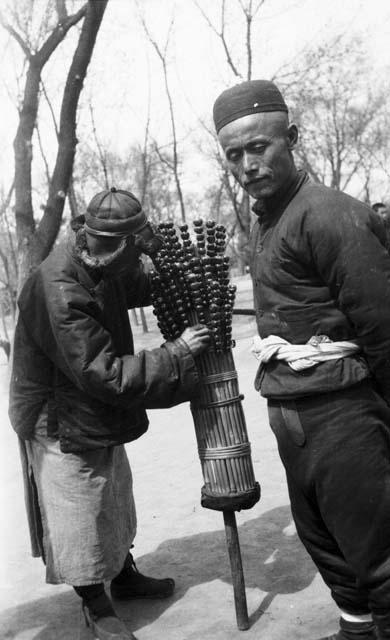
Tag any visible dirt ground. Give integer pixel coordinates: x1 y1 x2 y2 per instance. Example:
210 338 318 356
0 277 339 640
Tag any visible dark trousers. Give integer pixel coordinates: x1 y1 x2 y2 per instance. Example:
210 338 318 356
268 380 390 637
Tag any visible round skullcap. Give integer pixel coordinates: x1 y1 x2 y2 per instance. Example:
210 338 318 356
85 187 148 237
213 79 288 134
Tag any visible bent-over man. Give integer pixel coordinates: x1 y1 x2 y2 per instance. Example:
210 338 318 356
9 188 210 640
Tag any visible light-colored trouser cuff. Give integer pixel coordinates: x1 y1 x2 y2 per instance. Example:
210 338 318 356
339 609 373 623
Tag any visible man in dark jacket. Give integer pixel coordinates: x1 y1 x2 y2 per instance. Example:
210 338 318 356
213 80 390 640
9 188 210 640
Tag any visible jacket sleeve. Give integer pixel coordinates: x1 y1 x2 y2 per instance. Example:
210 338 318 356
18 270 198 410
301 196 390 401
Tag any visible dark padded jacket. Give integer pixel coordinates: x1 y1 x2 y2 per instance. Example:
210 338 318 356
9 241 199 453
249 171 390 401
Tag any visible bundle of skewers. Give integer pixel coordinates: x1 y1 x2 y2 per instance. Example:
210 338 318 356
150 219 235 351
150 219 260 631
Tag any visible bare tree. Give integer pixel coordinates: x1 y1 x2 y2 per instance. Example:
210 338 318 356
288 36 390 200
195 0 264 81
194 0 267 272
0 0 108 290
89 101 110 190
137 5 187 223
138 60 153 209
73 138 177 224
0 182 17 322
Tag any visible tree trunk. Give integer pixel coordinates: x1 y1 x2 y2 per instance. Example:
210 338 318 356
140 307 149 333
234 192 252 274
12 1 108 291
37 0 108 264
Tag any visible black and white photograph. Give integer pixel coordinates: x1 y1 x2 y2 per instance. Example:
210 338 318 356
1 1 390 638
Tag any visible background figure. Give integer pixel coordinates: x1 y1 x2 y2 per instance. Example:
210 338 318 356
213 79 390 640
9 188 210 640
372 202 390 250
372 202 389 219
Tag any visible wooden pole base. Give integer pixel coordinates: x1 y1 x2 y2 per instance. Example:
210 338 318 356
223 509 249 630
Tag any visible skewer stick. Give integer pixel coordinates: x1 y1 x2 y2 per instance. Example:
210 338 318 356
223 509 249 630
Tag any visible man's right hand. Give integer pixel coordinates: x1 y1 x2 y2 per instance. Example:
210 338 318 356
179 324 210 356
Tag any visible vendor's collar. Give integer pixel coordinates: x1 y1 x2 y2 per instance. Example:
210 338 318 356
252 170 308 222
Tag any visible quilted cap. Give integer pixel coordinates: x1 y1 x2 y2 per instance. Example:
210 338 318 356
85 187 148 237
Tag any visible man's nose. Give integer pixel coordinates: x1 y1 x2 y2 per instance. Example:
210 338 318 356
243 152 259 174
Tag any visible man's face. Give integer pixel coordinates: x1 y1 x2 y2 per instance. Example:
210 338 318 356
218 112 298 200
86 222 162 276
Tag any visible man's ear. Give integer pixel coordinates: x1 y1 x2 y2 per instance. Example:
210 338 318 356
287 123 298 150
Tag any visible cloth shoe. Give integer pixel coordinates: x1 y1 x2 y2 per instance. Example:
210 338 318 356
82 590 137 640
110 552 175 600
317 617 377 640
75 585 136 640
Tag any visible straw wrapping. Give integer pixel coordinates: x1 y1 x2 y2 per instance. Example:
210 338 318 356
200 371 238 384
192 394 244 409
199 443 251 460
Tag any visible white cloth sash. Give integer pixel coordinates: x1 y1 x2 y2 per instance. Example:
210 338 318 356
251 335 360 372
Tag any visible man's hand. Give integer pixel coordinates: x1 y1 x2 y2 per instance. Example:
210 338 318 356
179 324 210 356
307 334 332 347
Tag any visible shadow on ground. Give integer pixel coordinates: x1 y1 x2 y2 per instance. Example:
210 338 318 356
0 505 317 639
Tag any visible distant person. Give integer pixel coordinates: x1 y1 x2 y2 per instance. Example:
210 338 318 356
372 202 389 220
0 337 10 360
213 79 390 640
9 188 210 640
372 202 390 250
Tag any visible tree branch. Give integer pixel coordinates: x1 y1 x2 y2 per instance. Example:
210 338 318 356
193 0 219 35
220 0 242 78
37 0 108 259
55 0 68 22
194 0 242 78
36 122 51 188
35 5 88 67
0 182 17 276
0 14 31 58
13 2 88 260
89 102 109 189
139 59 152 207
41 80 60 138
252 0 266 19
139 9 187 222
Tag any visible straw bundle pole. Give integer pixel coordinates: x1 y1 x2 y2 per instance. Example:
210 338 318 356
150 219 261 631
191 346 257 500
